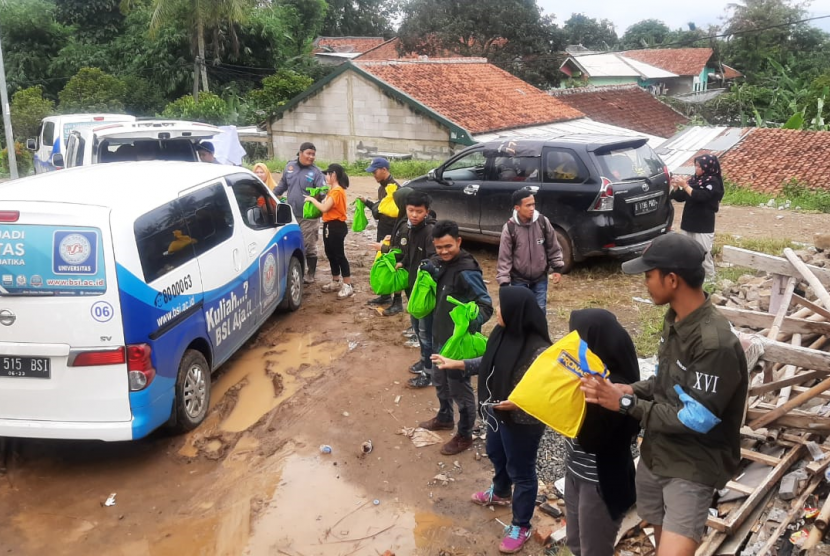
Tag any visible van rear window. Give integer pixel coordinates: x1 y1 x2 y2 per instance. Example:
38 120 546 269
0 225 106 296
595 144 665 181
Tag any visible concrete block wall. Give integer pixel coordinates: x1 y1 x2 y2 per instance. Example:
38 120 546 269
269 70 458 162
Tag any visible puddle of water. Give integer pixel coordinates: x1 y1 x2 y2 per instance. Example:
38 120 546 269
211 334 346 433
246 454 421 555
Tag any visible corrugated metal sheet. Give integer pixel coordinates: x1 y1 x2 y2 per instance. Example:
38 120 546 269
472 117 664 147
656 126 749 173
568 53 678 79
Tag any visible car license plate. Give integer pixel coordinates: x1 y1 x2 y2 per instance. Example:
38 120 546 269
0 356 51 379
634 199 659 215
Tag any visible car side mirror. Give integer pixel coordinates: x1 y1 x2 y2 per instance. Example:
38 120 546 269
428 169 436 181
275 203 293 226
26 138 37 151
51 153 65 169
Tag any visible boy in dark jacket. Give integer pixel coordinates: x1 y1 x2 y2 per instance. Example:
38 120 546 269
399 191 437 388
418 220 493 456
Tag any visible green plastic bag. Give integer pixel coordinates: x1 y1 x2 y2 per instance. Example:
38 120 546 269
439 296 488 360
302 187 329 219
370 249 409 295
352 198 368 232
407 269 436 319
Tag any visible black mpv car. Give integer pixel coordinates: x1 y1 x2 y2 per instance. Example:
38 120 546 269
405 135 674 272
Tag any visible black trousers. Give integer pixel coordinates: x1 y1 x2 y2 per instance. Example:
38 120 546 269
323 220 350 278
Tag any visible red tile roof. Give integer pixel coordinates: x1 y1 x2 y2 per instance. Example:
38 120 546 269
313 37 386 54
722 64 743 80
551 85 689 138
358 59 584 134
623 48 713 76
354 38 418 61
720 128 830 194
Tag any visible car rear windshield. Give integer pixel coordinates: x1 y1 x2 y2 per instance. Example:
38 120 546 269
595 144 664 181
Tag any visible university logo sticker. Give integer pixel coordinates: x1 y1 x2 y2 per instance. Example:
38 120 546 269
53 230 98 275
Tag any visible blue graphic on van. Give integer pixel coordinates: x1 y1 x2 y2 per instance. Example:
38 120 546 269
0 224 106 296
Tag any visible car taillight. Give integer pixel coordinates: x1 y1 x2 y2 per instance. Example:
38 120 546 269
71 347 126 367
0 210 20 222
591 177 615 211
663 165 671 183
127 344 156 392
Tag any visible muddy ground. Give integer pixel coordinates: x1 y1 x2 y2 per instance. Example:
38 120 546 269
1 176 828 556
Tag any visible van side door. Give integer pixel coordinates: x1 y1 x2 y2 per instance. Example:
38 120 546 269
178 182 254 366
35 120 57 173
225 174 283 324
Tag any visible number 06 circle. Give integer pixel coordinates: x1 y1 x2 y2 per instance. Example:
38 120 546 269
91 301 114 323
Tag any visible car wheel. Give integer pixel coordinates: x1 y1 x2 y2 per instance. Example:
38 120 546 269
555 228 574 274
171 349 211 433
278 256 303 312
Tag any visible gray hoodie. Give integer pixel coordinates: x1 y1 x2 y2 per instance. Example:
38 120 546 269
496 210 564 285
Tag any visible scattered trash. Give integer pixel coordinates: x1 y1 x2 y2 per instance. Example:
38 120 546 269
453 460 461 469
104 493 117 507
632 296 653 305
373 499 380 506
807 441 826 461
554 477 566 497
433 474 450 485
361 440 373 455
474 452 482 461
538 502 562 518
342 411 350 417
638 356 658 381
394 395 401 404
348 341 359 351
320 445 332 454
397 427 442 448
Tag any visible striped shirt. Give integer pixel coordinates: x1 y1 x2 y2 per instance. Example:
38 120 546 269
565 437 599 484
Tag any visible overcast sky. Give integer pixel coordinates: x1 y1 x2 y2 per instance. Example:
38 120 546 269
537 0 830 36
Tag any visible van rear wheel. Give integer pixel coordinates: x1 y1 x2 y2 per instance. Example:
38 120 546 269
172 350 211 433
279 256 303 312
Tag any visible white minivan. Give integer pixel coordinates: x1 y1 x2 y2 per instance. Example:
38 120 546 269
27 114 137 173
64 120 221 167
0 162 305 441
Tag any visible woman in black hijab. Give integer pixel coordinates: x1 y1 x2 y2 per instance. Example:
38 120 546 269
670 153 724 279
432 286 550 554
565 309 640 556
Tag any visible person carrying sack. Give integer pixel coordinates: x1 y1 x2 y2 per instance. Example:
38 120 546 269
416 220 493 456
273 142 326 284
358 157 400 308
371 186 411 316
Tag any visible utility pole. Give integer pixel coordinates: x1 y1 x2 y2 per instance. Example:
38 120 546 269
0 21 18 179
193 56 200 102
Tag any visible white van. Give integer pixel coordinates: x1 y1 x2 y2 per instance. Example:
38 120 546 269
0 162 305 441
64 120 221 167
27 114 137 173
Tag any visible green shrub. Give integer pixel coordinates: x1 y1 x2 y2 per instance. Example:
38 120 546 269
161 92 233 125
0 142 35 176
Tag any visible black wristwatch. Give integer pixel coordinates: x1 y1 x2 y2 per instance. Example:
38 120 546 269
619 394 636 415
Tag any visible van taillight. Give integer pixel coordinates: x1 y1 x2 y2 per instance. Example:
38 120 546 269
71 347 126 367
0 211 20 222
93 116 105 121
127 344 156 392
591 177 615 212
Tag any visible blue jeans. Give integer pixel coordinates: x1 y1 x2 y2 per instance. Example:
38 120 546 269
485 408 545 528
410 313 433 374
511 277 547 311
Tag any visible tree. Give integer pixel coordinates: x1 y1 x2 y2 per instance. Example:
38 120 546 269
321 0 400 37
161 92 232 124
58 68 127 113
246 70 314 121
10 86 55 141
561 13 618 51
278 0 329 59
122 76 167 116
397 0 565 88
621 19 671 49
55 0 125 42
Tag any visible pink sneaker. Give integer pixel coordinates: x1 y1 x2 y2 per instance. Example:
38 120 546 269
470 485 511 506
499 525 531 554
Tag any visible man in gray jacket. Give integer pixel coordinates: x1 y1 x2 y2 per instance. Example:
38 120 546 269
496 188 564 310
273 142 326 284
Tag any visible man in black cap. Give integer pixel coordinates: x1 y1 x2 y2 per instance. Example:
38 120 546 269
580 233 747 556
196 141 219 164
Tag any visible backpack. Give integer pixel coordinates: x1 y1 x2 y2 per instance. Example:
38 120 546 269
506 214 552 245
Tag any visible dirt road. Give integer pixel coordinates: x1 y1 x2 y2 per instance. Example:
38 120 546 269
2 175 828 556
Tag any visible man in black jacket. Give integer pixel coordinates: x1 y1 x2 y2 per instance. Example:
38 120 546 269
418 220 493 456
359 157 401 307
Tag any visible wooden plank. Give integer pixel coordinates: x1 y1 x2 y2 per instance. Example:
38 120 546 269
778 333 803 406
785 248 830 311
724 481 755 495
714 490 775 556
715 444 804 535
749 370 823 395
740 448 781 466
759 338 830 372
793 294 830 321
746 410 830 433
749 376 830 429
722 246 830 286
755 474 824 555
718 307 830 336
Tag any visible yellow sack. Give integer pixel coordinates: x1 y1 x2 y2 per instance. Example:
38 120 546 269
377 184 399 218
508 331 609 438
